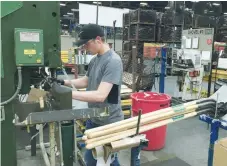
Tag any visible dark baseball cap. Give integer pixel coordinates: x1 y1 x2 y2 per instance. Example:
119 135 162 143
75 24 104 46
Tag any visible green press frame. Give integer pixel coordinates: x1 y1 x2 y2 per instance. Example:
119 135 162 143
1 1 61 165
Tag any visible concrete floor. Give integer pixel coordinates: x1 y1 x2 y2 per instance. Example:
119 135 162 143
16 76 227 166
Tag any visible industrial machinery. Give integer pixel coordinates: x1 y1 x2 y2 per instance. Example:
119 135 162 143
172 48 204 100
171 28 215 101
1 2 109 166
1 2 61 165
173 49 202 69
14 80 109 166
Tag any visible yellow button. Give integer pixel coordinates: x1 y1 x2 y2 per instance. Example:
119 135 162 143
36 59 41 63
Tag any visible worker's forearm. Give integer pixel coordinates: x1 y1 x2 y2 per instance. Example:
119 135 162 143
64 79 87 89
72 91 105 103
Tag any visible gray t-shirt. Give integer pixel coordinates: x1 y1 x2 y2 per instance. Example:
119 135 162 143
86 49 124 125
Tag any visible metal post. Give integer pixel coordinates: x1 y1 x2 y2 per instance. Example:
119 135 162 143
30 126 37 156
73 12 78 42
96 2 99 24
208 121 220 166
113 20 116 51
207 30 215 97
58 122 64 166
131 139 148 166
131 146 141 166
132 46 137 92
199 115 227 166
49 122 56 166
61 122 74 166
39 124 50 166
182 1 185 30
74 120 78 165
159 48 166 93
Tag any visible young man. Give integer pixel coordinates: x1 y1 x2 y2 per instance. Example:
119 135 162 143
59 24 123 166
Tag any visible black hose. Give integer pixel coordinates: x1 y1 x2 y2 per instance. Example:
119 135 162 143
196 98 216 104
197 108 214 115
197 101 216 109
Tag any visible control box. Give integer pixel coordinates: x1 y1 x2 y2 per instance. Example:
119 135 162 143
14 28 44 66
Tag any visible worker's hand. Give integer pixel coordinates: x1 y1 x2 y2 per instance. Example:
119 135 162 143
51 78 65 85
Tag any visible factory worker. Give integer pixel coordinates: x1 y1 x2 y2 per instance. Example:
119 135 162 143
57 24 123 166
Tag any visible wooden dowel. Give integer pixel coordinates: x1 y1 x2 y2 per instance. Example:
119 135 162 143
87 106 197 139
82 135 87 141
85 102 198 135
86 112 197 149
85 132 120 144
84 107 171 135
85 108 196 143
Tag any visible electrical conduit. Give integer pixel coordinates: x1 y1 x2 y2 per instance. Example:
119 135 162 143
1 67 22 105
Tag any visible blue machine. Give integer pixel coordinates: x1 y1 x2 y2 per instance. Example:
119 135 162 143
199 114 227 166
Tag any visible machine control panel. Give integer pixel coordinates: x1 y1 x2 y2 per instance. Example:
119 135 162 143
14 28 44 66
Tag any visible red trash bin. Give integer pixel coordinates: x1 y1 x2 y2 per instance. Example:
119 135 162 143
131 92 171 151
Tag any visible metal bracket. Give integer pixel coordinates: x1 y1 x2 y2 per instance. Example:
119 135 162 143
17 107 109 125
1 106 5 121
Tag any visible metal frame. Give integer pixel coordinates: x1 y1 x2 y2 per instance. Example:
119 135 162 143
159 48 167 93
122 8 159 92
199 114 227 166
15 107 109 166
93 110 149 166
19 107 109 125
130 139 148 166
129 23 156 42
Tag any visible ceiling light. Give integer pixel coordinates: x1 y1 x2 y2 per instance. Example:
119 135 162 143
67 12 74 15
63 14 68 17
93 1 102 5
224 13 227 15
71 9 79 12
209 11 214 13
62 24 68 27
213 3 220 6
140 2 148 6
60 3 66 6
165 6 170 9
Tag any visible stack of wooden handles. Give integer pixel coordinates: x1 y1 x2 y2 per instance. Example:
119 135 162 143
82 99 215 150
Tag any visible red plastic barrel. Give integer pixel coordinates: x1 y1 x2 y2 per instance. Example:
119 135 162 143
131 92 171 151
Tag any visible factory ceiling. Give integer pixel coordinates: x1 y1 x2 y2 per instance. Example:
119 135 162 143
60 1 226 30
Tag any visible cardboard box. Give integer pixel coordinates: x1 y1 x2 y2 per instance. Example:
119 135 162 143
26 88 47 102
213 137 227 166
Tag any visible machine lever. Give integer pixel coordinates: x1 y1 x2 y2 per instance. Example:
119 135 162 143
135 109 142 136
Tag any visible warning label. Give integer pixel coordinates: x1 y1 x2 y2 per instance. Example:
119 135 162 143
24 49 36 55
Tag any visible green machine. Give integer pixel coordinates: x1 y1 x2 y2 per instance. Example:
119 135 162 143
1 2 109 166
1 1 62 165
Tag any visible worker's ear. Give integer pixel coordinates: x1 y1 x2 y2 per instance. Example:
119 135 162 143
95 36 102 44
